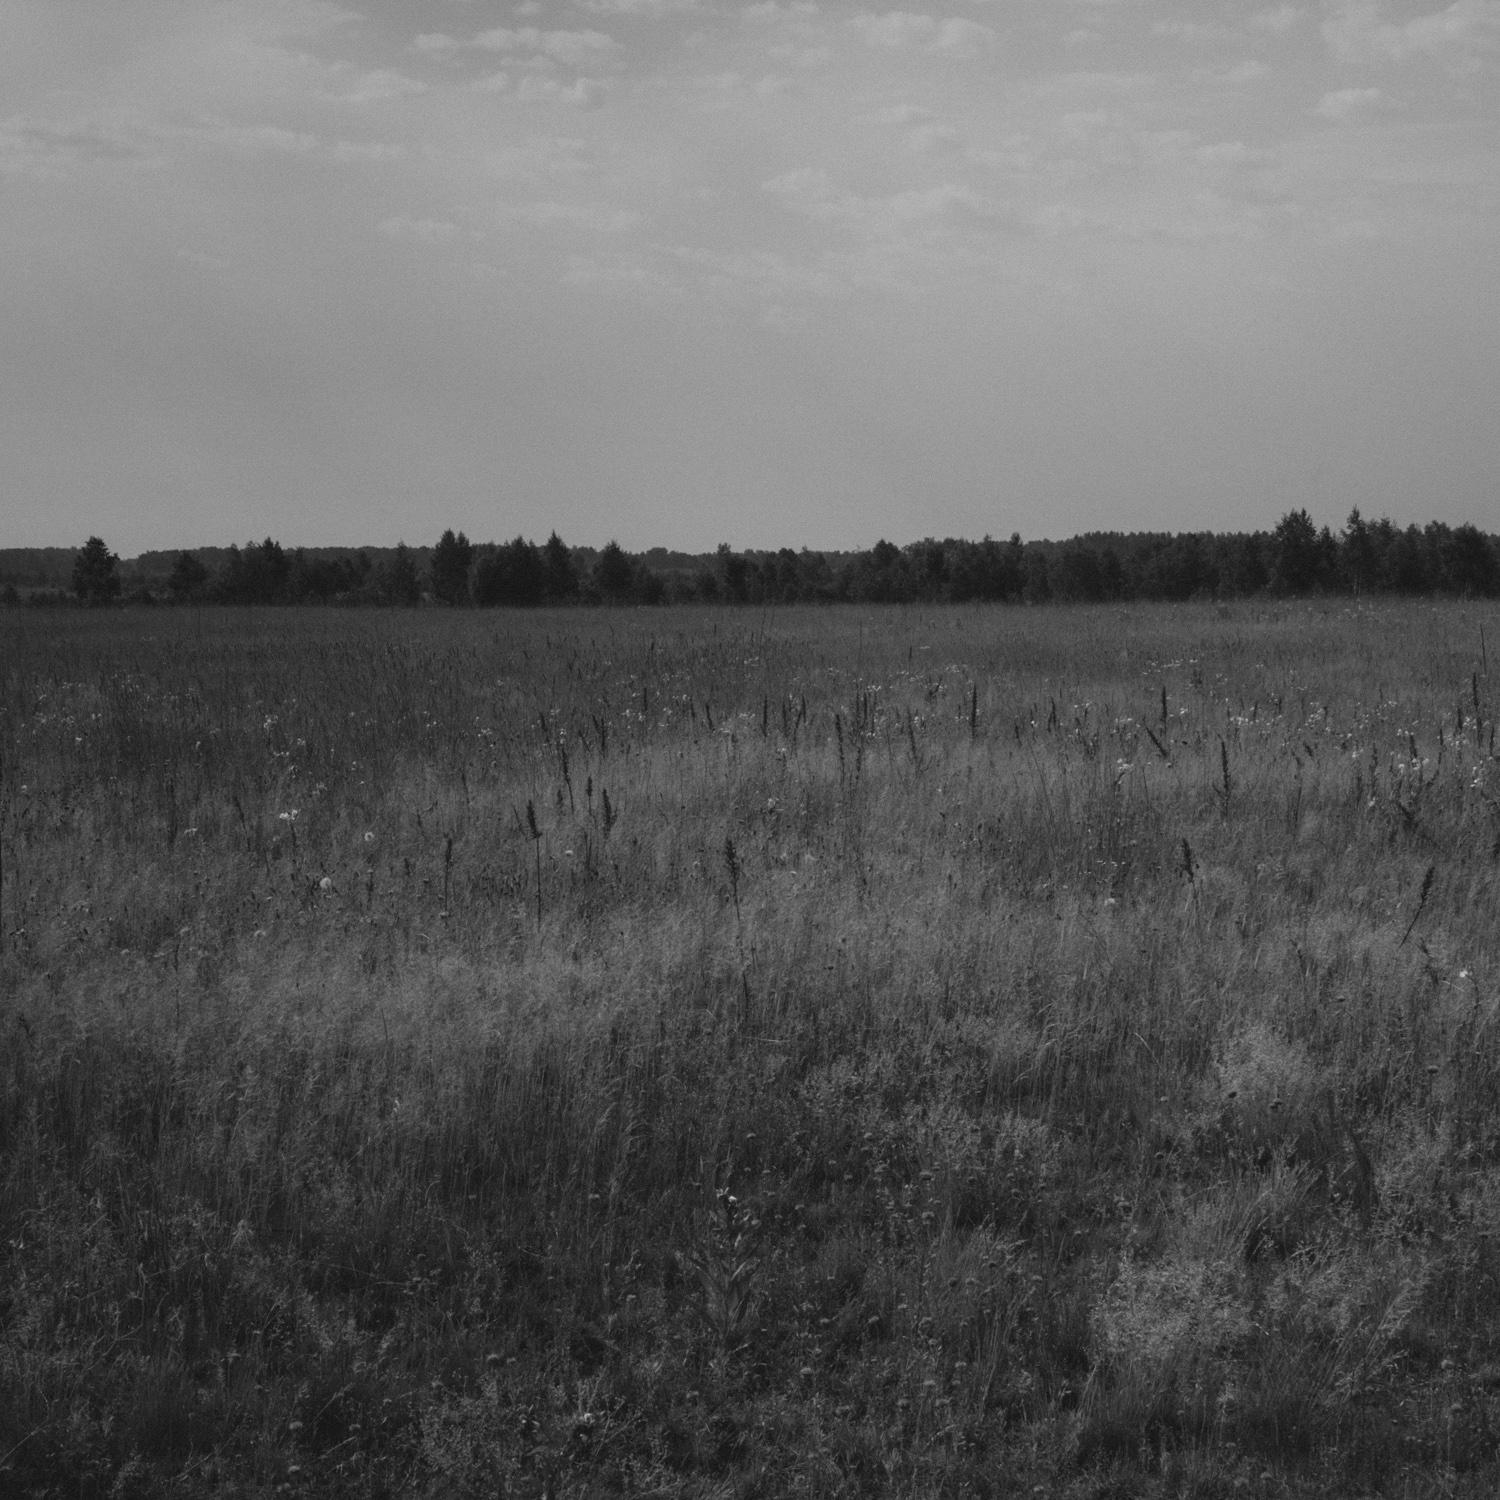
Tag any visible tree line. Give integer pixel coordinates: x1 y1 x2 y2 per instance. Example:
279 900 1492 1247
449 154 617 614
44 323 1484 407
12 509 1499 610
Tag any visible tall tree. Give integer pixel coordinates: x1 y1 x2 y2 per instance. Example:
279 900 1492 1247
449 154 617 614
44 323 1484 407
376 543 422 605
1271 509 1322 594
217 538 289 604
430 530 474 606
72 536 121 605
542 532 577 601
593 540 634 601
1341 508 1377 595
167 551 209 603
473 537 545 606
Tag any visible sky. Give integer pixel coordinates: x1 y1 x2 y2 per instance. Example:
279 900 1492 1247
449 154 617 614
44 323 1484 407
2 0 1497 555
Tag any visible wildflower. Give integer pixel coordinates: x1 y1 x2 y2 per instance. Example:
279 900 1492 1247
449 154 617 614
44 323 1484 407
319 877 333 892
278 809 299 823
364 831 375 843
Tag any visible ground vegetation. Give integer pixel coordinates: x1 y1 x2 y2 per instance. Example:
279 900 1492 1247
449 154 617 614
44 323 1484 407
1 601 1498 1497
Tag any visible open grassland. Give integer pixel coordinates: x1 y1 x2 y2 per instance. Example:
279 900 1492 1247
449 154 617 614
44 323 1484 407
2 600 1499 1499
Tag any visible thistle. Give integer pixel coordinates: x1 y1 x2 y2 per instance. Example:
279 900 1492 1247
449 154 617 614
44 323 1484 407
680 1187 761 1352
724 835 741 921
1398 863 1435 948
526 800 542 928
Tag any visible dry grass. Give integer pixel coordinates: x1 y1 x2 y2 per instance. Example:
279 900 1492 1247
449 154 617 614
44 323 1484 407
1 599 1499 1498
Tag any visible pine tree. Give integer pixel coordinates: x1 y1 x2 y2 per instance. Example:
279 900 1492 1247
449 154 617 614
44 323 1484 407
168 551 209 603
430 530 475 606
72 536 121 605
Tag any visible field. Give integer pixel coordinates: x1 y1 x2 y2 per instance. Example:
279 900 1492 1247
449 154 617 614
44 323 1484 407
2 600 1499 1499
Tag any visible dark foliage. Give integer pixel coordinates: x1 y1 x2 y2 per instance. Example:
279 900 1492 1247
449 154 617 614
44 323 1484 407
592 540 635 602
32 511 1500 611
167 551 209 603
215 538 290 604
373 543 422 606
430 529 475 607
71 535 121 605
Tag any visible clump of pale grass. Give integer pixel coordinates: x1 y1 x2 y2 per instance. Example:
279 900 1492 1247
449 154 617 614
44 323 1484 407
1216 1024 1323 1155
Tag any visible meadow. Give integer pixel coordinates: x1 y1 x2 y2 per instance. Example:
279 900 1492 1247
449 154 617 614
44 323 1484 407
1 599 1498 1499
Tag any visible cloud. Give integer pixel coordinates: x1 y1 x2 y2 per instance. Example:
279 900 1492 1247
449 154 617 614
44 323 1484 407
931 17 997 55
577 0 696 12
1220 59 1272 83
177 248 232 271
908 120 961 152
563 253 679 296
0 115 161 177
1194 140 1274 165
182 119 404 163
472 28 617 65
1322 0 1500 69
1248 5 1305 34
0 111 406 179
869 102 966 153
1046 70 1153 92
379 216 463 244
669 244 856 302
741 1 821 19
772 44 833 67
515 76 610 107
851 11 939 47
326 69 427 103
762 165 832 201
763 167 1000 231
1315 85 1383 120
1152 20 1230 43
849 11 995 55
499 199 640 232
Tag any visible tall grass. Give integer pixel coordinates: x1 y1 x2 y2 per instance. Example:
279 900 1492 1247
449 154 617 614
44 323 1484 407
1 599 1498 1497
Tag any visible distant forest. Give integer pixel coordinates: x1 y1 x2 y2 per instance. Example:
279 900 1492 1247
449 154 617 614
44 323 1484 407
4 509 1499 608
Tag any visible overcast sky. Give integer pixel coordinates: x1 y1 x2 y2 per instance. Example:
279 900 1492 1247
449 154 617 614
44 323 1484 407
3 0 1496 554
